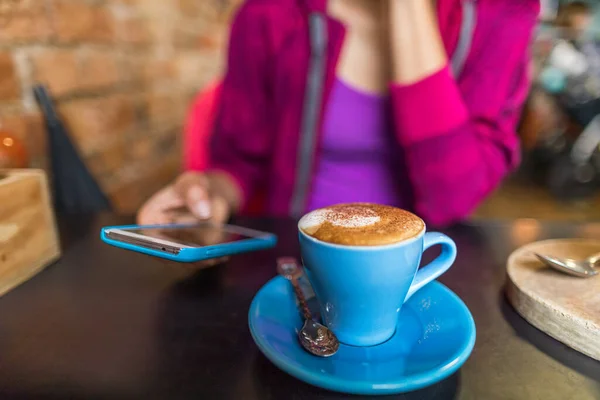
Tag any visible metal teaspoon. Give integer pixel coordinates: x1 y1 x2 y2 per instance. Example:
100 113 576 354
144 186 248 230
276 257 339 357
534 252 598 278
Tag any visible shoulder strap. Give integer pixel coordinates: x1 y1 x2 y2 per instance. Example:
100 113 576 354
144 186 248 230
451 0 477 78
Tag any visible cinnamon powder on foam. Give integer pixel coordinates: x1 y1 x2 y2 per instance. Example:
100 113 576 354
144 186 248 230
299 203 424 246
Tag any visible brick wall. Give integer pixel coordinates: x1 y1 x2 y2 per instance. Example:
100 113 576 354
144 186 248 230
0 0 240 212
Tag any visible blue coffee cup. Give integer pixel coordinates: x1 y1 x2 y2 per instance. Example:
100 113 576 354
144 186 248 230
299 225 457 347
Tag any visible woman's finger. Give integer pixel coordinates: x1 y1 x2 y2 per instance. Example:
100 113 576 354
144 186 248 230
185 185 211 219
210 196 231 224
174 173 212 219
174 172 209 196
137 185 185 225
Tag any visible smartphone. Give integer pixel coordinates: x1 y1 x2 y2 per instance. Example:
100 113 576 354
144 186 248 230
101 222 277 262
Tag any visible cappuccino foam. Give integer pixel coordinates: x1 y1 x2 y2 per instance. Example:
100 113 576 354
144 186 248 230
299 203 425 246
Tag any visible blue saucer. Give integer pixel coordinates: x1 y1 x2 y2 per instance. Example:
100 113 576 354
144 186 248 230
248 277 476 395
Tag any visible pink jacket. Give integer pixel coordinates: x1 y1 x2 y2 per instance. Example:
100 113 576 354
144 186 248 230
184 80 221 172
208 0 539 226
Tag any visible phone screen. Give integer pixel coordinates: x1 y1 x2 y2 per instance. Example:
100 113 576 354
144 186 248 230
121 223 263 248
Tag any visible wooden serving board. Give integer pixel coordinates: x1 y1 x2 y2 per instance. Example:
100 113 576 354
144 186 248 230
0 169 60 297
506 239 600 361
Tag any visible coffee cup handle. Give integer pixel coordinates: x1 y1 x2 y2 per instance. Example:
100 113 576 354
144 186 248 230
404 232 457 303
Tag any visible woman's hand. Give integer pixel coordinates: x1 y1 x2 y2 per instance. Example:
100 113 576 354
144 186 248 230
137 171 241 225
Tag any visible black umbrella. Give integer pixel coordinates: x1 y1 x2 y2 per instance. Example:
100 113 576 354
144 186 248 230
33 84 112 213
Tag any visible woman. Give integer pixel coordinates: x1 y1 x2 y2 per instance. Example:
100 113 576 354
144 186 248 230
138 0 539 227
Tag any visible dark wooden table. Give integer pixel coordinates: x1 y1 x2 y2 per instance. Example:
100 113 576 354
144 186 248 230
0 215 599 400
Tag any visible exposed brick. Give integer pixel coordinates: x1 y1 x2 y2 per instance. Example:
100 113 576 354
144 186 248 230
120 17 152 46
142 58 177 83
223 1 242 22
107 0 141 4
79 50 120 89
130 93 149 128
200 0 240 23
173 25 221 49
183 88 200 106
119 54 144 85
25 113 46 163
175 51 222 90
0 4 52 43
87 139 127 178
197 30 226 50
59 94 136 154
0 1 48 14
108 153 180 212
129 136 154 161
177 0 238 21
0 53 19 101
153 128 180 153
0 0 242 206
150 125 183 157
146 91 186 125
53 1 115 43
31 49 79 97
32 49 120 96
176 0 202 18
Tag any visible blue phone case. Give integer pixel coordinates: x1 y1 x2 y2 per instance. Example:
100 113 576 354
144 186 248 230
100 223 277 263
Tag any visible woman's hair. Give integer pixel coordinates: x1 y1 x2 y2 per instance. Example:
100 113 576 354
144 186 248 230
555 1 592 28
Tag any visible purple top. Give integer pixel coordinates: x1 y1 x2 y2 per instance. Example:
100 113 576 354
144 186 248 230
308 79 411 211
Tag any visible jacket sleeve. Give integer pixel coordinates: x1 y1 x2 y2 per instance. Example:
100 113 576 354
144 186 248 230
389 6 538 226
207 3 274 209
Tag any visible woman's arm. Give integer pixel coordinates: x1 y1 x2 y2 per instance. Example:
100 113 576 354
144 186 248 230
389 0 447 84
207 2 276 213
388 1 539 226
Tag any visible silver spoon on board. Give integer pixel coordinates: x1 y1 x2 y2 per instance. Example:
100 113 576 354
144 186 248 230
276 257 339 357
533 252 599 278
